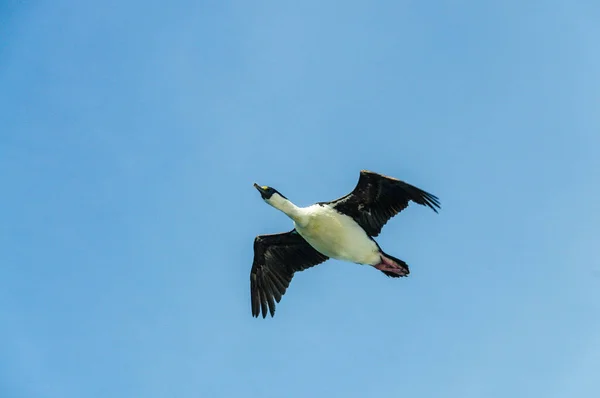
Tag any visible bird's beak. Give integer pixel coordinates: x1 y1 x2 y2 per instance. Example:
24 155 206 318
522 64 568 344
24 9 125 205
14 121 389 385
254 183 267 194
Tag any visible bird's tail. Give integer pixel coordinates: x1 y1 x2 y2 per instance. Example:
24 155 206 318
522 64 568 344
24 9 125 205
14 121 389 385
377 252 410 278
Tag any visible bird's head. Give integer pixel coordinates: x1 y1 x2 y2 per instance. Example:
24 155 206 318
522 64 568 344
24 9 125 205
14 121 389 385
253 183 288 207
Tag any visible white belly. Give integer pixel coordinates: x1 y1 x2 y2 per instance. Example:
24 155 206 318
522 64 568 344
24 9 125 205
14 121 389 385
294 205 380 265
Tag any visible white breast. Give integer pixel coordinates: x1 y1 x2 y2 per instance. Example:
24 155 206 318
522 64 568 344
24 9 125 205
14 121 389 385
294 204 380 265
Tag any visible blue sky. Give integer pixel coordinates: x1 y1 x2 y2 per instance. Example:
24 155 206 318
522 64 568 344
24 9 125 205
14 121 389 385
1 1 599 397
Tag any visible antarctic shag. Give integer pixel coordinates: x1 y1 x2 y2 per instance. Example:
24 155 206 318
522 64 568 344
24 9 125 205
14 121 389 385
250 170 440 318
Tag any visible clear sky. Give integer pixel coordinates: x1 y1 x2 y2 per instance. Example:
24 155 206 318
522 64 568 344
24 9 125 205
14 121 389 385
1 1 599 397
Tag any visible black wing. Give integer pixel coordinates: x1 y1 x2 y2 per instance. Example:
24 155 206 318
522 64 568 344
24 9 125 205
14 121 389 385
325 170 441 237
250 230 329 318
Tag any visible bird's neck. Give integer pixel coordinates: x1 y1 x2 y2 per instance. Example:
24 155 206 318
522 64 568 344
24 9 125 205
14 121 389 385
270 195 303 223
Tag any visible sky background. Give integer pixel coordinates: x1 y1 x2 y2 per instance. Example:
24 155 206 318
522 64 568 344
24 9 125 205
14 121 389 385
1 1 599 397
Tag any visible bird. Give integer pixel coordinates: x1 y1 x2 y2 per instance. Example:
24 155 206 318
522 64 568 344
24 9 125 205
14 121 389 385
250 170 440 318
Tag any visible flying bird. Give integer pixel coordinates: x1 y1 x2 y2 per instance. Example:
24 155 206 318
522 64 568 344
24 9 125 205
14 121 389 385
250 170 440 318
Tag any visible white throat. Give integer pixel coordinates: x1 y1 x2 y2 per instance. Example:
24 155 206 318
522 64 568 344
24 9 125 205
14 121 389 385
267 194 302 222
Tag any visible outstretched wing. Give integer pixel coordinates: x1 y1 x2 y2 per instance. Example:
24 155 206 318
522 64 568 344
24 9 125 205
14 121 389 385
250 230 329 318
325 170 441 237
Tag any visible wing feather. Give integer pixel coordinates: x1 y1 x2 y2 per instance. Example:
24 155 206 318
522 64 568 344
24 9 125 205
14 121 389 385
250 230 328 318
325 170 440 237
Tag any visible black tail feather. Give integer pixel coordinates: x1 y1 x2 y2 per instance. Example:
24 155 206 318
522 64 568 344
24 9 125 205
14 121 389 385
382 270 403 278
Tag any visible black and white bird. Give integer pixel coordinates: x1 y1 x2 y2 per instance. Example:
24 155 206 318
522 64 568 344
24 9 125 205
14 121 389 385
250 170 440 318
